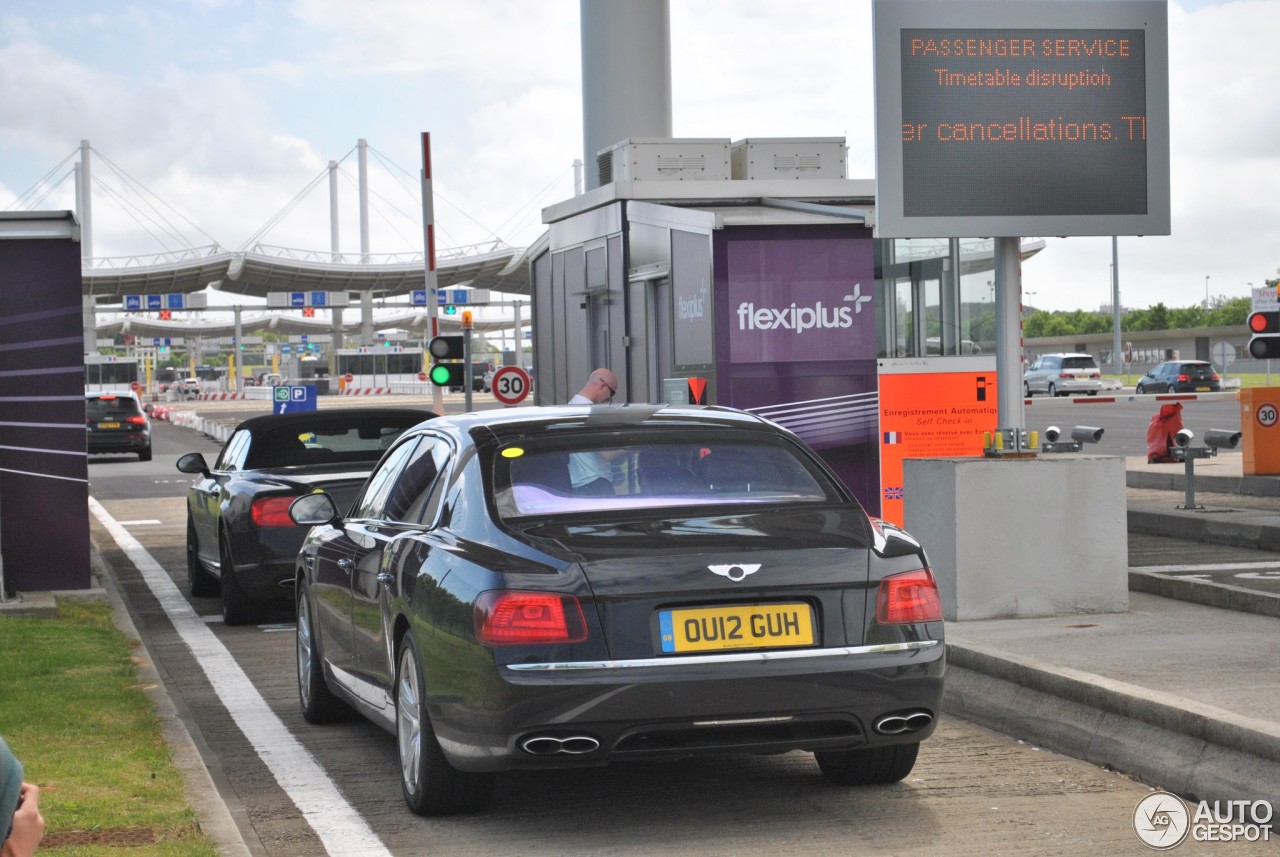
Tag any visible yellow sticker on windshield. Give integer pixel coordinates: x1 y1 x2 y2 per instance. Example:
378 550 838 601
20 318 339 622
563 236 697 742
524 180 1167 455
500 447 525 458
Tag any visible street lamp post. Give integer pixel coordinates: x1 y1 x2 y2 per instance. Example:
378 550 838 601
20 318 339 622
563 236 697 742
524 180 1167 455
1205 275 1210 308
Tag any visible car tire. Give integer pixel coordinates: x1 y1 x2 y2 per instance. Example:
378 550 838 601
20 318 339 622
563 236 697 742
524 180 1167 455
815 742 920 785
139 444 152 462
187 518 219 597
1136 383 1146 394
219 533 256 626
396 630 494 816
1047 382 1058 397
297 582 352 724
1023 382 1032 398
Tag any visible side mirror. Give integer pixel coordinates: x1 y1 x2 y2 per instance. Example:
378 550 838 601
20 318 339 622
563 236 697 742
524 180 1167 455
176 452 211 477
289 492 339 527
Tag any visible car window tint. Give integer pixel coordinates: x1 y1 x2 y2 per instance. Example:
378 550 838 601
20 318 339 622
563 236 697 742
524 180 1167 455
495 438 835 519
384 437 449 523
216 430 252 471
243 419 415 469
86 396 142 419
1061 357 1096 370
350 438 421 520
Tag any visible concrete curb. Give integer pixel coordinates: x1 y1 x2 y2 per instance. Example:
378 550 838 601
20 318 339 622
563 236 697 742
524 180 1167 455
944 641 1280 805
1127 468 1280 498
1127 504 1280 552
1129 570 1280 619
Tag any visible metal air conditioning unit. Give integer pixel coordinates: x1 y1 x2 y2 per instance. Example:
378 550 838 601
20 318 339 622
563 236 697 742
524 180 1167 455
596 138 731 185
730 137 847 180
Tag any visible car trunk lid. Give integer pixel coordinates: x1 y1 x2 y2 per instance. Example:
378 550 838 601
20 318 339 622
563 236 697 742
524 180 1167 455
516 506 873 659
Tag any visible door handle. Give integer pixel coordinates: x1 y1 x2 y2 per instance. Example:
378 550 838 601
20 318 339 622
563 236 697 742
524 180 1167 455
337 559 354 573
377 573 393 588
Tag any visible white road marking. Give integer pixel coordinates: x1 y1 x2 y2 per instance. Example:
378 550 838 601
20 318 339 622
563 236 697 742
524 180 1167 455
117 519 163 526
89 497 393 857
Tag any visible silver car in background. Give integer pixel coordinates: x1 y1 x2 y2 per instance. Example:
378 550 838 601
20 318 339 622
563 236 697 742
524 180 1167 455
1023 353 1102 397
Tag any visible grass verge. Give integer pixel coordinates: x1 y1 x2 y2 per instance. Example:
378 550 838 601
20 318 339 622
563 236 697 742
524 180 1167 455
0 598 218 856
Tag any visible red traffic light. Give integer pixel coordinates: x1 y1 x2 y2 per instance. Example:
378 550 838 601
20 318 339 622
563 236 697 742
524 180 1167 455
1248 311 1278 334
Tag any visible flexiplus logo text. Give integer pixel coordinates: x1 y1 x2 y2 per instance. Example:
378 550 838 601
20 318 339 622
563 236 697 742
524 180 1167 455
737 284 873 334
1133 791 1273 849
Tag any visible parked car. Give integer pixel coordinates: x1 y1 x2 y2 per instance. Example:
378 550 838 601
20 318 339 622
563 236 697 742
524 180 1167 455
86 391 152 462
289 404 944 816
1135 360 1221 394
1023 353 1103 397
177 408 432 625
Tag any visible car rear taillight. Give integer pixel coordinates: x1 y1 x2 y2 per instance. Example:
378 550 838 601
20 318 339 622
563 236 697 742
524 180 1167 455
1177 374 1190 383
126 415 147 426
876 569 943 625
474 591 588 645
251 496 299 527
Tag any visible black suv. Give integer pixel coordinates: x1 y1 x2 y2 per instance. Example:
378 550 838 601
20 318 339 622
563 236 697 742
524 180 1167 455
86 392 152 461
1136 360 1221 394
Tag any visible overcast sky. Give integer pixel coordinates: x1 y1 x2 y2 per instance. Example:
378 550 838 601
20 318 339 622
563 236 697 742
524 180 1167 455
0 0 1274 313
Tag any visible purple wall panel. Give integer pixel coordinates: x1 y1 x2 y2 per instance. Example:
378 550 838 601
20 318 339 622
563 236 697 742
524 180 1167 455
0 231 90 593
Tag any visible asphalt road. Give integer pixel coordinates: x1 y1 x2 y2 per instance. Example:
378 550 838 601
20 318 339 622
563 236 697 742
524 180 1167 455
85 418 1263 856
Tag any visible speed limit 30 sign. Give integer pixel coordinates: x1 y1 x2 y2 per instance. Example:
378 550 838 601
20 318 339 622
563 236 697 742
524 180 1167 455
1256 401 1279 429
490 365 531 406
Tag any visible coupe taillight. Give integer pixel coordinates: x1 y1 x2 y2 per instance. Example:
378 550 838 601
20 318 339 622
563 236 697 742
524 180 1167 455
876 569 943 625
474 591 588 645
251 496 298 527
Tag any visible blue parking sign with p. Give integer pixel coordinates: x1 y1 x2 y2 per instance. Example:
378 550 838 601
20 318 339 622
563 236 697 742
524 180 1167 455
273 385 317 414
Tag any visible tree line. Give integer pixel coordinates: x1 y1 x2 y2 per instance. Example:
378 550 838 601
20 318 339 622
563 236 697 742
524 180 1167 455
1022 296 1251 339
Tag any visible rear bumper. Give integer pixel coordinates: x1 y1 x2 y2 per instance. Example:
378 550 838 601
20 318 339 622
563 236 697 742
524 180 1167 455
431 640 945 772
87 432 150 454
225 528 305 603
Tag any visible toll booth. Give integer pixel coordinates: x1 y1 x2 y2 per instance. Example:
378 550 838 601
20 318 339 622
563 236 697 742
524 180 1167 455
530 138 1017 516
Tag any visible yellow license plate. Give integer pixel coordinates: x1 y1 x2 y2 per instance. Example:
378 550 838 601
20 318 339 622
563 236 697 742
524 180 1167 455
98 422 120 429
659 603 814 653
1196 386 1210 392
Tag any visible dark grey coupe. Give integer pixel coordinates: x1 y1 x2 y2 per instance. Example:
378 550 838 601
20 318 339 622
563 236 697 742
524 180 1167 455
289 404 944 815
177 408 430 625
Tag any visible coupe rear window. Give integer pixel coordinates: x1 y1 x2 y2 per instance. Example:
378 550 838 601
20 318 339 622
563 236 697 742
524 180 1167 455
492 439 836 519
244 420 412 469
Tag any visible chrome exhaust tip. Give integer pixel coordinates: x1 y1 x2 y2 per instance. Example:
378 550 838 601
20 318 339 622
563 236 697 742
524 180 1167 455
874 710 934 735
519 735 601 756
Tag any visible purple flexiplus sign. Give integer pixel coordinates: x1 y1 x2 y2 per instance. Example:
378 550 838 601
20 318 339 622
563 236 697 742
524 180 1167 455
726 230 876 364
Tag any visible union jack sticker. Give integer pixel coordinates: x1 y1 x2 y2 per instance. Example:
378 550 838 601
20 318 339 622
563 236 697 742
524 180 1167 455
884 486 904 500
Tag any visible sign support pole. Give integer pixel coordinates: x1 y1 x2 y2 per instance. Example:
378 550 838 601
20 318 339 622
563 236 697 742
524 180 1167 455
993 236 1028 452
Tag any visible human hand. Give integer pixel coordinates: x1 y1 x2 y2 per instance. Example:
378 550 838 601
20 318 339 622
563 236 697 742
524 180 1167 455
1 783 44 857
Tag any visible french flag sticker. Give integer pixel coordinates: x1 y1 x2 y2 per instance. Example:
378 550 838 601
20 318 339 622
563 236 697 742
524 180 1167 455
883 431 904 444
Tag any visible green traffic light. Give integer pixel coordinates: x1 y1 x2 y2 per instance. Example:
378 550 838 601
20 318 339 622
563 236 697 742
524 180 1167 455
429 364 454 386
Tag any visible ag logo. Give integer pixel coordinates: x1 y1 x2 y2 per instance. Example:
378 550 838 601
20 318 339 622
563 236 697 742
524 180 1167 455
1133 791 1189 849
708 563 761 582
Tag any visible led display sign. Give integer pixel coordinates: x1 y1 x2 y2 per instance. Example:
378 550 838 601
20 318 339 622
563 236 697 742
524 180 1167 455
873 0 1169 238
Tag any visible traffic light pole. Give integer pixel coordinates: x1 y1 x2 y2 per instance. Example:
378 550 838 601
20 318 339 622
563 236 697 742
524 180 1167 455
463 327 473 413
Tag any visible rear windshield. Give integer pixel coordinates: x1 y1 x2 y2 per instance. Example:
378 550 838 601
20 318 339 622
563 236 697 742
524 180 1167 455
1061 356 1098 370
86 396 142 419
1182 364 1215 377
244 419 414 469
492 437 838 520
